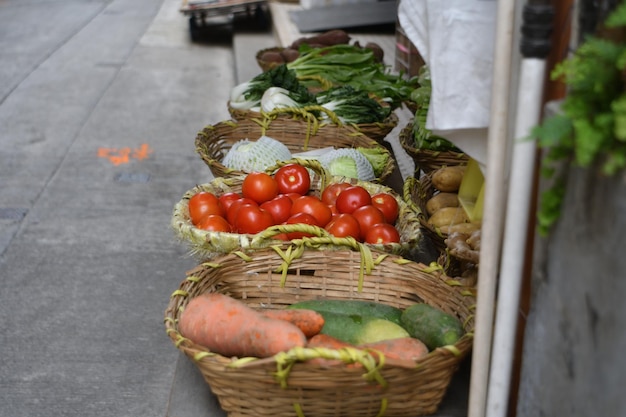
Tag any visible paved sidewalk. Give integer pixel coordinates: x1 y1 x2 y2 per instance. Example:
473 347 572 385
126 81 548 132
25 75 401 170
0 0 231 415
0 1 467 416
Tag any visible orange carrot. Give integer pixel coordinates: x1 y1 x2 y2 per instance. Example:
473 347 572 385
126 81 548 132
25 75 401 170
307 333 354 349
306 334 356 367
179 293 307 358
261 309 325 338
359 337 429 362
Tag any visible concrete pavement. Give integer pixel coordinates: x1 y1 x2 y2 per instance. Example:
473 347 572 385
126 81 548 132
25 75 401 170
1 1 233 415
0 1 467 416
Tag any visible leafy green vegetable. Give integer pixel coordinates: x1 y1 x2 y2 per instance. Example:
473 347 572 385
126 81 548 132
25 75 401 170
318 148 375 180
315 86 391 123
409 66 461 151
261 87 301 113
287 44 419 109
356 147 389 177
230 64 315 110
532 1 626 236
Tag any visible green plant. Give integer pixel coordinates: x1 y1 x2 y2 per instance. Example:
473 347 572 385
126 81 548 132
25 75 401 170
532 1 626 236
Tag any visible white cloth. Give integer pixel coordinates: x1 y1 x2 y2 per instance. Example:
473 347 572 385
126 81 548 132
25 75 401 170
397 0 497 167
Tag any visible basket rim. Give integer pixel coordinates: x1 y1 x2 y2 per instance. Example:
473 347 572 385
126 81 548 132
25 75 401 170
228 104 400 143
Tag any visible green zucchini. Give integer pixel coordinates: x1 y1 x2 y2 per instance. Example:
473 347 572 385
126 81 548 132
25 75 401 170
400 303 464 350
287 299 403 325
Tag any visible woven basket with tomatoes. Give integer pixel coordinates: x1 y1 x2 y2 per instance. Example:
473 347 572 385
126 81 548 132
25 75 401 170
171 159 422 260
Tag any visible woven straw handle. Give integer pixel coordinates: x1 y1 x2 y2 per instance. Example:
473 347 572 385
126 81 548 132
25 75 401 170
262 105 344 127
402 176 423 216
231 346 390 388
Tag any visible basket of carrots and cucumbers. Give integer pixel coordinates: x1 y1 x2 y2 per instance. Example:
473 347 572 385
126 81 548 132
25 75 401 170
171 159 422 260
164 236 475 417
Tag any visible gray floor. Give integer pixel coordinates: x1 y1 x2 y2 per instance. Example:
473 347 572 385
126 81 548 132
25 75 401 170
0 1 467 416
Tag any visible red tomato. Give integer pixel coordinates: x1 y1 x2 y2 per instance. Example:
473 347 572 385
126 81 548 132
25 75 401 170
371 192 400 224
352 205 386 240
335 185 372 214
274 164 311 195
260 194 293 224
283 192 302 203
325 213 361 240
365 223 401 244
188 191 224 225
242 172 279 204
226 197 257 225
196 214 232 232
218 192 241 212
321 182 351 206
290 195 333 227
233 205 274 234
285 212 320 239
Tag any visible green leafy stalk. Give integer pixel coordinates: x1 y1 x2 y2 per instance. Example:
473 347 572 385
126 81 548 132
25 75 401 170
315 85 391 123
287 44 419 108
409 66 461 151
232 64 316 107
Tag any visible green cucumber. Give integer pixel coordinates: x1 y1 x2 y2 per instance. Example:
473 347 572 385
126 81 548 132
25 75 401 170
318 311 410 345
400 303 465 350
287 299 403 325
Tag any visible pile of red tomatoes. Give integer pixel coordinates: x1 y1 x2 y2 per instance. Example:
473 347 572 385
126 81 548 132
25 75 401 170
188 163 401 244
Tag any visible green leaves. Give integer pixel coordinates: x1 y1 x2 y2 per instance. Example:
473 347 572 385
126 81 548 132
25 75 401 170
286 44 419 108
533 4 626 236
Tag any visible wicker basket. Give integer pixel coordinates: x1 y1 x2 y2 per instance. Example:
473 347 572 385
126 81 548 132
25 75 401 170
171 159 422 260
403 174 482 280
195 117 395 182
256 46 287 72
398 121 469 174
227 103 399 144
164 242 475 417
402 173 447 253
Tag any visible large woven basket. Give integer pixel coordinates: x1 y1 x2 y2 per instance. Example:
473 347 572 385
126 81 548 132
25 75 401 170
398 121 469 174
164 242 475 417
195 117 395 182
171 159 422 260
227 103 399 144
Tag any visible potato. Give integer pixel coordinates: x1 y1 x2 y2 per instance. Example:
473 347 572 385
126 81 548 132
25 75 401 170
280 48 300 63
431 166 466 192
427 207 470 229
426 192 459 216
259 51 285 65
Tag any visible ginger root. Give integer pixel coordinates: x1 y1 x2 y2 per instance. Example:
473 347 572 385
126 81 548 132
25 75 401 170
445 231 480 264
